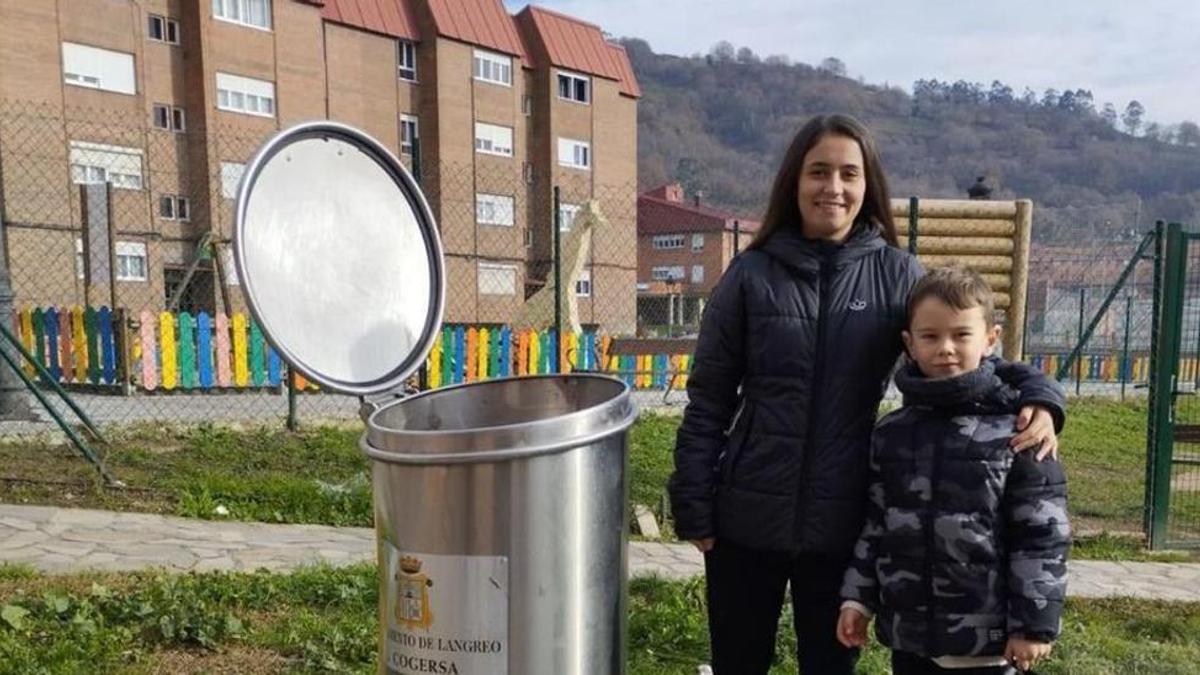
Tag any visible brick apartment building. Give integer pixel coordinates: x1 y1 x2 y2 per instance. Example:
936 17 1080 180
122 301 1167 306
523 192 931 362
0 0 639 332
636 183 759 331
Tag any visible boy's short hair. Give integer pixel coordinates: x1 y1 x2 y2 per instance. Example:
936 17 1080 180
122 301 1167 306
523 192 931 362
907 266 996 327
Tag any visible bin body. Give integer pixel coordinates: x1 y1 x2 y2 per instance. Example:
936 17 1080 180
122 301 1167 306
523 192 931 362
363 375 637 675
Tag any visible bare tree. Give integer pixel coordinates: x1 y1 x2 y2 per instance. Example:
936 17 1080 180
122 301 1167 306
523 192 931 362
818 57 846 77
709 41 735 62
1122 100 1145 136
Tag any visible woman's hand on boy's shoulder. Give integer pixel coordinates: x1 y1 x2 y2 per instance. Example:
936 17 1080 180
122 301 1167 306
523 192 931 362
1011 406 1059 461
1004 636 1052 672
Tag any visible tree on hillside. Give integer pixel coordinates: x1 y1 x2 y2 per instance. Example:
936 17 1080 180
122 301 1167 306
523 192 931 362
736 47 760 64
709 41 735 62
818 57 847 77
1101 103 1118 128
1123 100 1145 136
764 53 791 66
988 80 1014 104
1179 121 1200 147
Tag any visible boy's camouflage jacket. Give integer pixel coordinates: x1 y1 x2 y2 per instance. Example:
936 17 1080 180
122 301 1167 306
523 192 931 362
840 357 1070 658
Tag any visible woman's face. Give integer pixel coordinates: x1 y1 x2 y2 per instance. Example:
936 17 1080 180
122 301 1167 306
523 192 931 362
796 133 866 242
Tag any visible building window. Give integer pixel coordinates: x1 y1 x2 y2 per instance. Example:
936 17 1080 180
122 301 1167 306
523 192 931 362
220 161 245 199
692 265 705 283
575 269 592 297
397 40 416 81
216 72 275 117
213 0 271 30
558 203 580 231
159 195 190 221
522 162 534 184
524 227 533 248
116 241 149 282
522 95 533 116
152 104 186 131
651 266 685 282
692 233 705 251
557 71 590 104
75 238 85 280
474 122 513 157
400 115 418 155
69 141 143 190
61 43 136 95
148 15 180 44
652 234 685 250
557 138 590 169
473 49 512 86
476 193 515 226
478 262 517 296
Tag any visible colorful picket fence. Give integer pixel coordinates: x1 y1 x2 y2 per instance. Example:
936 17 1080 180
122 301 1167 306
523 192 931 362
14 307 313 393
1028 353 1152 382
424 325 693 390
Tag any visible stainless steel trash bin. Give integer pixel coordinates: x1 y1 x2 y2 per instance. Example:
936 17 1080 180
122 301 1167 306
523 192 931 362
233 123 639 675
364 374 636 674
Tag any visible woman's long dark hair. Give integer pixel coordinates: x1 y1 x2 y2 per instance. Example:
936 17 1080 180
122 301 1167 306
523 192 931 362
749 114 898 249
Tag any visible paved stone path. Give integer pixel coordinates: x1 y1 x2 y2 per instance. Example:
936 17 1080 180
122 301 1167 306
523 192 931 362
2 505 1198 602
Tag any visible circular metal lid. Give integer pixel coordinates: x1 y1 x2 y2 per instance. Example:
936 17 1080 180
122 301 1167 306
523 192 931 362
233 121 445 396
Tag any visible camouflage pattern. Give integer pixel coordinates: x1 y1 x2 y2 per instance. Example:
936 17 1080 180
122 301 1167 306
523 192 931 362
839 359 1070 658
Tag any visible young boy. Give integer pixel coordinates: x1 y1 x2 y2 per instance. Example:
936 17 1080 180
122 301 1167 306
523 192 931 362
837 266 1070 674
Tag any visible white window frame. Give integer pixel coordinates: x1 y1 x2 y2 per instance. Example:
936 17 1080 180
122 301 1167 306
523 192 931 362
216 72 275 118
115 241 149 282
474 122 513 157
651 266 686 282
692 265 705 284
148 14 181 45
69 141 144 190
557 71 591 104
473 49 512 87
557 138 590 170
152 103 186 132
476 193 515 227
220 161 245 199
558 203 580 232
522 95 533 116
522 162 534 184
652 234 685 250
397 40 416 81
75 238 85 280
692 233 705 252
400 114 418 155
212 0 272 31
575 269 592 297
62 42 136 95
478 262 517 296
524 227 533 249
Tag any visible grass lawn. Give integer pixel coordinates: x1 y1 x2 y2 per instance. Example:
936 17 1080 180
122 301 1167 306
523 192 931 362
0 563 1197 674
0 399 1196 559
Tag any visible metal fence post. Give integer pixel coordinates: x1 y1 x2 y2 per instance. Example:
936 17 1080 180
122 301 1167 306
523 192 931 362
1076 287 1085 396
287 369 298 431
553 186 562 374
907 196 919 256
1121 295 1132 401
1147 222 1185 549
1145 222 1166 539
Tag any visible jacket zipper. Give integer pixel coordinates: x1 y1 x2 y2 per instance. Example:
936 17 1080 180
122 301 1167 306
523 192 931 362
924 413 941 656
795 258 831 547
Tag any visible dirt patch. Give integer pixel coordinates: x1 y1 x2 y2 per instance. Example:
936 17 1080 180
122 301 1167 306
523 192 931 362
144 646 294 675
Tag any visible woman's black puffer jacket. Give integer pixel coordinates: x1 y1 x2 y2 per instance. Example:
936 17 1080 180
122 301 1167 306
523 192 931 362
667 223 1066 554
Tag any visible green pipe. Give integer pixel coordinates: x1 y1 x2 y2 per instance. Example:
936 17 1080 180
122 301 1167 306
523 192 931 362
0 340 120 486
0 318 105 442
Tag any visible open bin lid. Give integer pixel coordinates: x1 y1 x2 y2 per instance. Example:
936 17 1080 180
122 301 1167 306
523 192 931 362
233 121 445 396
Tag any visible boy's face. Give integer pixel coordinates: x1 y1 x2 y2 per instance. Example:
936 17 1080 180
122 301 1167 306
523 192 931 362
902 297 1001 379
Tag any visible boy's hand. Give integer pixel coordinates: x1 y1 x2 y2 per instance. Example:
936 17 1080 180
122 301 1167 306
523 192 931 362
836 607 869 648
690 537 715 553
1012 406 1059 460
1004 636 1052 672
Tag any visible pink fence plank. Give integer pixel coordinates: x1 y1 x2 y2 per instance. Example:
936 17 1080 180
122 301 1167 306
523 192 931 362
215 313 233 387
139 311 157 390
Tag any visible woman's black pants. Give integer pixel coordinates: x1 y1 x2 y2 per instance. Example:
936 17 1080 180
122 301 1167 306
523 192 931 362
703 539 858 674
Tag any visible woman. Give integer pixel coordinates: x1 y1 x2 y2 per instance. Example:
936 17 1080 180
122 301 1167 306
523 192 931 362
668 114 1065 674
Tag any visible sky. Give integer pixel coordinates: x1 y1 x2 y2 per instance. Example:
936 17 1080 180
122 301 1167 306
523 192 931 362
503 0 1200 126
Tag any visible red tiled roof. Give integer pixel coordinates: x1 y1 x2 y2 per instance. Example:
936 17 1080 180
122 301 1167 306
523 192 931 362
426 0 529 60
320 0 419 41
606 43 641 98
639 192 761 235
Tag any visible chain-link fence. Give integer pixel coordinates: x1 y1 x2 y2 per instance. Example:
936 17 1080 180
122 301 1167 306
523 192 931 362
0 100 647 433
